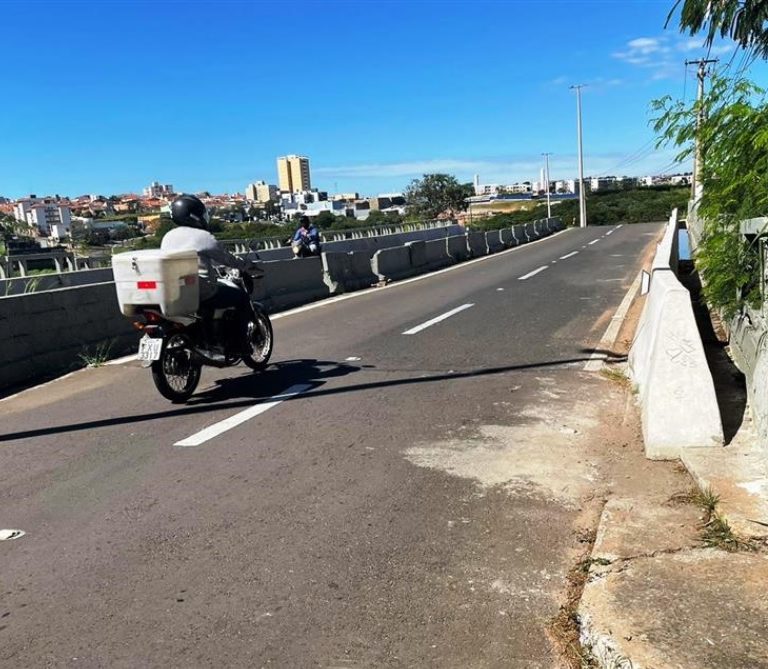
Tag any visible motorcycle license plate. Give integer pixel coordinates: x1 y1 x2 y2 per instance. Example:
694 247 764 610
137 336 162 362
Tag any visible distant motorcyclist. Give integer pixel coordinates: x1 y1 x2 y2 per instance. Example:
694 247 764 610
291 215 321 258
161 194 255 351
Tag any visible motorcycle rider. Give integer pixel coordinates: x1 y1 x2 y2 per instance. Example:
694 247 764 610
161 194 255 352
291 215 321 257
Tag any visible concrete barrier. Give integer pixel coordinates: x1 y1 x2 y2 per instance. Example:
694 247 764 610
372 246 415 282
628 209 723 459
500 228 516 248
0 283 136 392
253 257 330 311
424 239 454 270
322 251 377 294
513 225 527 244
446 234 470 261
486 231 504 253
524 223 538 241
406 240 427 268
467 231 488 257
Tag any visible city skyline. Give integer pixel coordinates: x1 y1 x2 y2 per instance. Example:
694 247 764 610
2 0 758 199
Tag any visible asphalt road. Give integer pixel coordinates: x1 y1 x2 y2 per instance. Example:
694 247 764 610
0 223 661 668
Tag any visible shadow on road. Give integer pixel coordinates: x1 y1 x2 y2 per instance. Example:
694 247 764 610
0 352 621 443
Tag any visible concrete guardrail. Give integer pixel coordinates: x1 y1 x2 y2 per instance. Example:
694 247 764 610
628 209 724 459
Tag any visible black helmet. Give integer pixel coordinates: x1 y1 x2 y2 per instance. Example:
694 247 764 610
171 194 210 229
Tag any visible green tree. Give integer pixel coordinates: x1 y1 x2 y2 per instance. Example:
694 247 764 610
404 174 471 220
668 0 768 58
653 73 768 316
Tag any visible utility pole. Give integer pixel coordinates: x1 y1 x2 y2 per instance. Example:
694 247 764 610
542 152 552 218
686 58 718 202
570 84 587 228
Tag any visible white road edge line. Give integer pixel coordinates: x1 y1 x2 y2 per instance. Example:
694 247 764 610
583 271 642 372
402 303 474 335
559 251 579 260
588 239 600 245
518 266 548 281
174 383 314 447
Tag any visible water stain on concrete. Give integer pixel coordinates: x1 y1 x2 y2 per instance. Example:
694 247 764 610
404 403 599 506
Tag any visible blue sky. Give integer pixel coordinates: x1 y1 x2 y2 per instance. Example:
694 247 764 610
0 0 757 198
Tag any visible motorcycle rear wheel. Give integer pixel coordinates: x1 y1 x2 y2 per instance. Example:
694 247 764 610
242 308 273 371
151 335 202 403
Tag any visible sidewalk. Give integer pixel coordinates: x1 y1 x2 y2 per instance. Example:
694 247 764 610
577 267 768 669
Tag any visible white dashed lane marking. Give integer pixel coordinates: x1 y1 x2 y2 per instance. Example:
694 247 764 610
174 383 314 447
518 266 549 281
402 304 475 335
559 251 579 260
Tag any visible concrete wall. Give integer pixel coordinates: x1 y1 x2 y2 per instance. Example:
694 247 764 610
0 283 137 391
628 209 724 459
0 268 114 296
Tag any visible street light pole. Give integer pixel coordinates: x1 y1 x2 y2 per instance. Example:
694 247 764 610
570 84 587 228
541 152 552 219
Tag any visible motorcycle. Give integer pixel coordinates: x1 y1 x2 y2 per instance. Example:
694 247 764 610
132 259 273 403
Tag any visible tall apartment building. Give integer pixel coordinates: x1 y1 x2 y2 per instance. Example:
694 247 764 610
143 181 174 198
245 180 279 203
13 198 72 237
277 155 311 193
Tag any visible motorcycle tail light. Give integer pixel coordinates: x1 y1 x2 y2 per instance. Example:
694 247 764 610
144 311 162 324
137 281 157 289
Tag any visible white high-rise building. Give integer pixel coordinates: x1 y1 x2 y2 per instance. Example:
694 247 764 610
143 181 174 198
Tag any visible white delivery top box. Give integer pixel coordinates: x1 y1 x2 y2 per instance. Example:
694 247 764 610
113 249 200 317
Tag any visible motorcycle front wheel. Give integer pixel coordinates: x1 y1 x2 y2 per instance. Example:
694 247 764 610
151 334 202 403
242 308 273 371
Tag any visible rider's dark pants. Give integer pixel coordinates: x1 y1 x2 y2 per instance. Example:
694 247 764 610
200 282 251 349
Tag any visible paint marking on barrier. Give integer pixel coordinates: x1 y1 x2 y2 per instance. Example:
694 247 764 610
402 304 474 335
174 383 314 447
588 239 600 246
560 251 579 260
518 266 548 281
584 271 642 372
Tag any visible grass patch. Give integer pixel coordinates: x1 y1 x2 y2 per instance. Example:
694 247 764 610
547 527 601 669
599 366 631 388
676 485 759 551
701 513 757 552
78 340 113 368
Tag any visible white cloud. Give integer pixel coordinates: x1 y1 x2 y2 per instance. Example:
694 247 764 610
613 34 733 80
314 151 685 184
